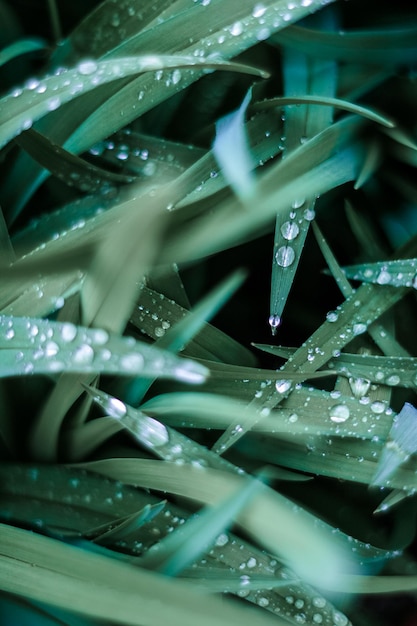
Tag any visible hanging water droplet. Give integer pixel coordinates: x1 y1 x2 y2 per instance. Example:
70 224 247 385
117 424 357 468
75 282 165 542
275 245 295 267
268 314 281 335
280 221 299 241
329 404 350 423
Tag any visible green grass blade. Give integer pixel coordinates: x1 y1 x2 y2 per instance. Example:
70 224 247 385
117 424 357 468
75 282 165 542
0 37 47 68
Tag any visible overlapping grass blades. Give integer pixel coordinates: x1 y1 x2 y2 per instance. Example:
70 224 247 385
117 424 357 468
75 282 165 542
2 0 417 625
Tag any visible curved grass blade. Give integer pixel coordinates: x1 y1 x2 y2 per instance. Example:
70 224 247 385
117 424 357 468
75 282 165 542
0 37 47 68
342 258 417 289
142 478 262 575
0 55 267 150
0 524 281 626
0 315 208 382
15 128 134 193
253 95 394 128
273 24 417 65
213 87 255 201
81 458 357 591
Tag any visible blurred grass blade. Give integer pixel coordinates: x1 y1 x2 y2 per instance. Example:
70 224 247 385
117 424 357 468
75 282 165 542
213 87 255 200
0 523 281 626
0 37 47 68
0 55 266 150
0 315 208 382
142 478 262 575
371 403 417 486
89 502 167 544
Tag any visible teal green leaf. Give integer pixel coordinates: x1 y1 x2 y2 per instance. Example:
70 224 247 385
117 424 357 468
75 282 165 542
0 37 47 68
0 315 208 383
342 258 417 289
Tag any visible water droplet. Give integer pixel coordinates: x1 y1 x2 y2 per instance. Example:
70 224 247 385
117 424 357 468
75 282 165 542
386 374 400 386
289 413 298 423
92 329 109 345
303 208 315 221
120 353 144 371
269 315 281 335
348 377 371 398
106 397 127 419
258 597 270 607
230 21 243 36
280 221 299 241
312 597 326 608
275 379 291 394
45 341 59 357
5 328 14 340
313 614 323 624
252 3 267 17
329 404 350 423
352 323 367 335
247 557 257 568
141 417 169 447
326 311 338 323
78 60 98 75
377 269 391 285
47 97 61 111
72 344 94 365
275 245 295 267
171 69 182 85
215 533 229 547
333 612 348 626
61 323 77 342
291 198 305 209
371 401 386 414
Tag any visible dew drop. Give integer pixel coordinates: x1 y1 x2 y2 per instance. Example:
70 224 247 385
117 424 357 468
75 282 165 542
78 60 98 75
303 208 315 221
215 533 229 547
326 311 338 323
269 314 281 334
280 221 300 241
258 597 270 607
106 397 127 419
386 374 400 386
171 69 182 85
370 401 386 414
61 323 77 343
275 379 291 394
377 269 391 285
230 21 243 36
92 328 109 345
44 341 59 357
275 245 295 267
312 597 326 608
120 353 144 371
348 377 370 398
141 418 169 447
72 344 94 365
329 404 350 423
247 557 257 568
47 97 61 111
292 198 305 209
353 323 367 335
252 3 267 17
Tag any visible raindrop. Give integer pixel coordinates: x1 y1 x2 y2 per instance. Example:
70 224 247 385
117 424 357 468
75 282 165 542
120 353 144 371
141 418 169 447
215 533 229 547
312 615 323 624
78 60 98 75
371 401 386 414
268 314 281 334
72 344 95 365
348 377 371 398
106 397 127 419
247 557 257 568
61 323 77 343
171 69 182 85
92 329 109 345
289 413 298 423
253 3 267 17
312 598 326 608
275 245 295 267
353 323 367 335
44 341 59 357
326 311 338 323
292 198 305 209
47 97 61 111
275 379 291 394
377 269 391 285
329 404 350 423
386 374 400 386
230 21 243 36
303 208 315 221
333 612 348 626
258 597 270 607
280 221 299 241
